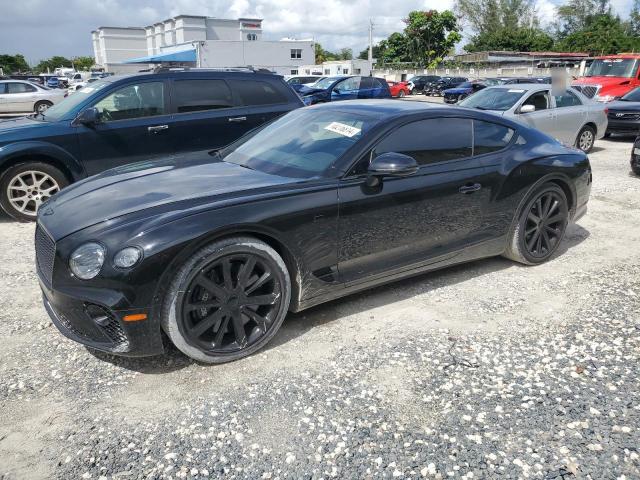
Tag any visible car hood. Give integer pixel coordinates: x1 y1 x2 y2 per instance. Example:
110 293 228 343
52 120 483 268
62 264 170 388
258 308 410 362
0 115 48 134
444 87 470 94
38 151 299 240
606 100 640 111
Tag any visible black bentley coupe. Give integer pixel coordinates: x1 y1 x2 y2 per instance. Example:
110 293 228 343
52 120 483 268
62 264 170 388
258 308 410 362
35 100 592 363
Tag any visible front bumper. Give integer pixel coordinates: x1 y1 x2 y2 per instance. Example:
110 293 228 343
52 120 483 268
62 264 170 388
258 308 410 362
40 278 165 357
606 119 640 135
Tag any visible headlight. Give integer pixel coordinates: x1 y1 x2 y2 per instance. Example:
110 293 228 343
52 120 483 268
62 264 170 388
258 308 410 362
69 242 105 280
595 94 615 102
113 246 142 269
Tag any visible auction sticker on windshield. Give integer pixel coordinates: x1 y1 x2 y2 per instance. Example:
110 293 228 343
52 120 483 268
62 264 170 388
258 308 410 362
324 122 362 138
508 89 525 93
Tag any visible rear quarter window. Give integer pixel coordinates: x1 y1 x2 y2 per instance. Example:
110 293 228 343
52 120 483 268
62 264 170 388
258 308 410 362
233 80 289 106
473 120 515 155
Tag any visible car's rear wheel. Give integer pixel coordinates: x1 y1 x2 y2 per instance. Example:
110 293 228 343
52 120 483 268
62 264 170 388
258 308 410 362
576 125 596 153
398 90 406 98
162 236 291 364
0 162 68 221
503 183 569 265
34 101 53 114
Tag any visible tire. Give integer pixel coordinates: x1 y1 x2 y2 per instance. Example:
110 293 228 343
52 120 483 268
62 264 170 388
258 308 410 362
0 162 68 222
632 165 640 176
162 236 292 364
398 90 406 98
34 100 53 114
503 183 569 265
576 125 596 153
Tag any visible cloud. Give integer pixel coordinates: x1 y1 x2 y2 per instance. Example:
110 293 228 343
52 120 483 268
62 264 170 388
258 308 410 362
0 0 636 65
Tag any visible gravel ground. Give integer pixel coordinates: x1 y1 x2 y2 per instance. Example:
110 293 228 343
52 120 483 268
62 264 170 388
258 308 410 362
1 134 639 480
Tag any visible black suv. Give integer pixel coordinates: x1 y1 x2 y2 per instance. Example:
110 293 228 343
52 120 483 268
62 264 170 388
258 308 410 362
408 75 441 94
0 69 303 221
426 77 468 96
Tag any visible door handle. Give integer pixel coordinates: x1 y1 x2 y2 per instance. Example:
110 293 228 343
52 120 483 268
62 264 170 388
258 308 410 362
228 116 247 122
148 125 169 133
459 183 482 194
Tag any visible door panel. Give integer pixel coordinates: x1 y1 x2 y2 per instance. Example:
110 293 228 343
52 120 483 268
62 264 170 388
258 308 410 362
515 90 556 138
552 91 586 144
331 77 360 101
78 80 174 175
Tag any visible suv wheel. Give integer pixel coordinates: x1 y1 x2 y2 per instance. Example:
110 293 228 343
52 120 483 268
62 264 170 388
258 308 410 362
162 236 291 363
0 162 68 221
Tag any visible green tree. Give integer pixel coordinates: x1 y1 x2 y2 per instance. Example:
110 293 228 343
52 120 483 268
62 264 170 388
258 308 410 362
314 43 340 63
555 0 611 38
0 54 30 74
454 0 537 33
35 56 72 73
403 10 462 67
629 0 640 35
337 48 353 60
555 13 639 54
465 26 554 52
72 56 95 71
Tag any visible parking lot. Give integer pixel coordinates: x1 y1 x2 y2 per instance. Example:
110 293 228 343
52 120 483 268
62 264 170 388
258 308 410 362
0 124 638 479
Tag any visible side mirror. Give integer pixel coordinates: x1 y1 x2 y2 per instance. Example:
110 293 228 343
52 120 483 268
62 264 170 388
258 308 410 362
368 152 418 179
74 107 100 125
520 104 536 114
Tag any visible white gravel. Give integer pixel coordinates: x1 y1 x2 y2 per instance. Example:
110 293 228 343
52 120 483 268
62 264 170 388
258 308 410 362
0 136 639 479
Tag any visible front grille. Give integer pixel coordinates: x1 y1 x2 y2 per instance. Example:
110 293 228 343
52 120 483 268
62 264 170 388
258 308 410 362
572 84 600 98
608 111 640 120
35 226 55 287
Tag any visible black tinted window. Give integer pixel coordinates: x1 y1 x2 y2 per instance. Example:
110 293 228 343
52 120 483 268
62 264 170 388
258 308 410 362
173 79 233 112
473 120 515 155
233 80 287 106
360 77 375 88
374 118 473 165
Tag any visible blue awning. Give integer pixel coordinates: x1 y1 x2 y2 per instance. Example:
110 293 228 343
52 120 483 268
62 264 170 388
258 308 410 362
123 48 197 64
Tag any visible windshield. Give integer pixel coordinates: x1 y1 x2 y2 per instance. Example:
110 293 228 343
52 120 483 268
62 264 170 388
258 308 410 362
313 77 343 90
221 109 377 178
621 87 640 102
586 59 639 78
459 87 527 111
39 79 110 121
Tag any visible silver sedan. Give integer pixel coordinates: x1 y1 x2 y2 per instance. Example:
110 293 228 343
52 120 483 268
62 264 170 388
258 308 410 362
458 84 608 152
0 80 67 114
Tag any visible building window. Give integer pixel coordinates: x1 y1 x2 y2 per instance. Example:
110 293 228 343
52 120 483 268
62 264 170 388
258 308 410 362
324 69 330 75
355 68 361 74
343 69 349 74
290 69 298 75
290 49 302 59
305 69 310 74
247 33 257 41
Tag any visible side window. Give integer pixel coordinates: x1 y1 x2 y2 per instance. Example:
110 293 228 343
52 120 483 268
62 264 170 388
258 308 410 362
473 120 515 155
522 91 550 111
0 83 6 94
173 79 233 112
335 77 361 92
93 82 164 121
360 77 375 89
374 118 473 166
554 90 582 108
288 78 301 85
6 82 36 93
233 80 287 106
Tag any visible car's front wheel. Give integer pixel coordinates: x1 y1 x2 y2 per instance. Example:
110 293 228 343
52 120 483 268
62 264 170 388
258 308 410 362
503 183 569 265
162 236 291 363
0 162 68 221
576 125 596 153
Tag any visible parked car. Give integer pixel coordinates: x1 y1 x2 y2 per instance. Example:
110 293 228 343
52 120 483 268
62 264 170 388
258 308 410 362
603 87 640 136
0 80 66 114
407 75 441 94
0 69 303 221
286 75 325 92
426 77 468 96
573 54 640 101
631 135 640 175
459 84 607 153
499 77 551 85
443 80 488 104
68 77 100 93
387 80 410 98
46 77 61 88
299 76 391 105
35 100 591 363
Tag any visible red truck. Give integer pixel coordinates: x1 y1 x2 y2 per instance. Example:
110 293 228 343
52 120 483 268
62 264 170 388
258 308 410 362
572 54 640 102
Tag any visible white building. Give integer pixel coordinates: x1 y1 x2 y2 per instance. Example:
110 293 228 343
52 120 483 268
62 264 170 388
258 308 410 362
92 16 314 75
296 59 374 77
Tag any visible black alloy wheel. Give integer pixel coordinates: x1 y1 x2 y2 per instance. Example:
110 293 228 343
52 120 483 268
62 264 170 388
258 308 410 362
162 237 291 363
504 184 569 265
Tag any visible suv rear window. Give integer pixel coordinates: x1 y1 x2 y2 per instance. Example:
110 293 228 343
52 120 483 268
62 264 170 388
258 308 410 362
173 79 234 113
233 80 288 106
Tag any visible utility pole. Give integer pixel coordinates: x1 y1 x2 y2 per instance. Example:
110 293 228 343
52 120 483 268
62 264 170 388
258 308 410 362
368 19 374 75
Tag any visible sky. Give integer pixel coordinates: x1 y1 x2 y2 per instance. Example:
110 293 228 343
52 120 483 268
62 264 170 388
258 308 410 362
0 0 636 65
